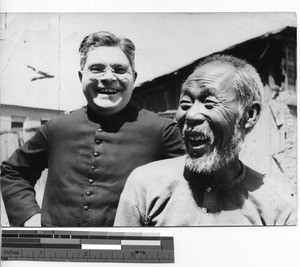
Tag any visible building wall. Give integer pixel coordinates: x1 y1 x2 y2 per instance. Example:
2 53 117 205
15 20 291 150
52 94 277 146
0 105 59 225
0 104 64 122
0 104 64 161
284 104 297 191
0 104 64 131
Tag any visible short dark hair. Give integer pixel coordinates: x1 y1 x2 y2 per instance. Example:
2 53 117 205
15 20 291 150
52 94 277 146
78 31 136 72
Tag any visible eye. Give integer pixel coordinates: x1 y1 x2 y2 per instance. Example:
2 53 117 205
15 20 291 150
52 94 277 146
203 98 219 109
89 66 104 74
113 67 128 74
179 100 192 111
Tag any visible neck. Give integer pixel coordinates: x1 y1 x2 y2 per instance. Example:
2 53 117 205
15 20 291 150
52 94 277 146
184 156 242 185
89 106 122 117
87 102 132 117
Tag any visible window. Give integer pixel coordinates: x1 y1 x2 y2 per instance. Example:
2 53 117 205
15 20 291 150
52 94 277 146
10 116 26 129
41 119 49 125
11 121 24 129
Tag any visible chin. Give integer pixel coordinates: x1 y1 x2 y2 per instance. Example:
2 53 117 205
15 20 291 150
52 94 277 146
93 98 112 107
185 149 223 174
184 118 244 174
185 141 242 174
94 95 126 109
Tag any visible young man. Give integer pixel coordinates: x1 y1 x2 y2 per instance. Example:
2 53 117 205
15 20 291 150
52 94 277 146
114 54 296 226
1 31 183 227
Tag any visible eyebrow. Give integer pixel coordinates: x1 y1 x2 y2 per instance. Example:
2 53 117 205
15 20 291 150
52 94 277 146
89 63 128 67
88 63 105 67
111 63 129 68
182 85 217 97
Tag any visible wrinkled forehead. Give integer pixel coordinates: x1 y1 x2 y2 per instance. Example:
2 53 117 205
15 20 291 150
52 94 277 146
182 62 237 95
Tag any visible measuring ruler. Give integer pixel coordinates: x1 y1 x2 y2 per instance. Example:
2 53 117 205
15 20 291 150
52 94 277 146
1 229 174 263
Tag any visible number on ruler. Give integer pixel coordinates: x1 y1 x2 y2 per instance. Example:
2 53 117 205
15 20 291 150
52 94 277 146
135 250 145 254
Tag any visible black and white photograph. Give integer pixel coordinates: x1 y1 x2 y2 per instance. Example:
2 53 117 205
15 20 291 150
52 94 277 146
0 13 297 228
0 2 300 266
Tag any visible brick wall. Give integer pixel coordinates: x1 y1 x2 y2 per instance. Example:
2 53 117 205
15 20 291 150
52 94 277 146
284 104 297 191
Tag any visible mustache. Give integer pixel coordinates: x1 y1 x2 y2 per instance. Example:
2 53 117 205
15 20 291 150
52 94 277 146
182 123 215 144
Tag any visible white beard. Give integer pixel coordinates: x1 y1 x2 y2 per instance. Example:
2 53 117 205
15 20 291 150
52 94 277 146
184 118 243 174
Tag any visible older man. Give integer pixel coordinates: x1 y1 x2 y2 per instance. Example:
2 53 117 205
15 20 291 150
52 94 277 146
114 54 296 226
0 31 183 227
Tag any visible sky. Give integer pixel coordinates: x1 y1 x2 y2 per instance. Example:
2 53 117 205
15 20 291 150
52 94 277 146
0 12 297 111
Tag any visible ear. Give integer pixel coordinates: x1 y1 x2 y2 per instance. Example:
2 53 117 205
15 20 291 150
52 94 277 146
78 71 83 82
244 101 261 131
133 71 138 83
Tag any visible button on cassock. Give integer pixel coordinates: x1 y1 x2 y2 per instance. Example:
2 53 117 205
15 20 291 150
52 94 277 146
95 139 102 145
90 165 96 170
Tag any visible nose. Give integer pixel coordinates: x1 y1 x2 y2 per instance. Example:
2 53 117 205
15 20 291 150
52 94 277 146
185 101 207 125
100 69 117 81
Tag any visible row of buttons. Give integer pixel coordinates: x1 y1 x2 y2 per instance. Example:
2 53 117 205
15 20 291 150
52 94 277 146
84 127 103 213
83 191 93 211
92 127 103 170
201 187 212 213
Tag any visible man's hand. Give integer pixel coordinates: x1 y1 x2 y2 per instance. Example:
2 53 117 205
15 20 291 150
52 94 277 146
24 213 41 227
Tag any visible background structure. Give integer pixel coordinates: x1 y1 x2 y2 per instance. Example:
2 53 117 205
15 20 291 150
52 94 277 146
0 13 297 226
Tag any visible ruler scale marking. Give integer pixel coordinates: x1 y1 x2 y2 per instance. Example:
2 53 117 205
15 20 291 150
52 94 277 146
1 229 174 263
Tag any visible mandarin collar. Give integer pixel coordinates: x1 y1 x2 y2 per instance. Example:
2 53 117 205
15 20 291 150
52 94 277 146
85 102 139 124
184 158 246 191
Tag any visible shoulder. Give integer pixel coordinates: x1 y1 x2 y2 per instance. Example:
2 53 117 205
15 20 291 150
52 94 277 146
46 107 86 128
137 107 177 126
132 155 185 175
243 164 291 200
126 156 186 188
243 164 297 224
245 164 295 204
55 107 86 121
261 173 296 208
244 164 264 179
135 108 181 144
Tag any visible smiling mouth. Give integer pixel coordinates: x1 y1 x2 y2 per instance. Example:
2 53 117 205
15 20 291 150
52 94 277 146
97 88 119 95
188 133 211 148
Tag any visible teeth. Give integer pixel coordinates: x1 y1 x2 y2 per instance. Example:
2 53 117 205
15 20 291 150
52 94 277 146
182 123 214 145
99 89 118 93
189 134 210 143
190 134 208 141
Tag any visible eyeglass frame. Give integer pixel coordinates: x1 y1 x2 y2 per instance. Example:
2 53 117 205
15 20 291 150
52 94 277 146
81 64 134 79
